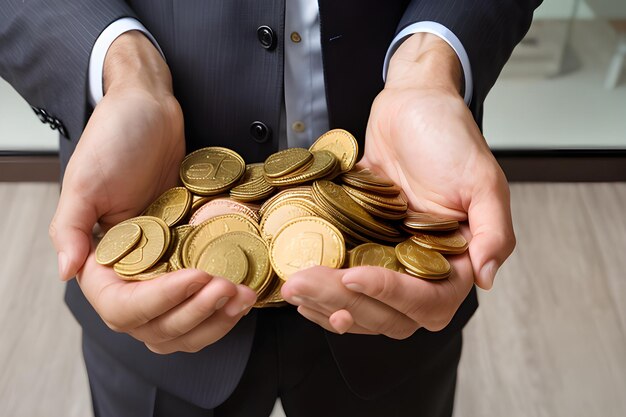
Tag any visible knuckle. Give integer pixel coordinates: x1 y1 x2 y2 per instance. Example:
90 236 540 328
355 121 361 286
48 221 57 241
424 313 453 332
103 319 127 333
387 324 418 340
145 343 172 355
179 339 203 354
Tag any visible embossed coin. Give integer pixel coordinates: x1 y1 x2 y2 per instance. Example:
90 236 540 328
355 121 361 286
183 213 260 268
395 239 451 279
180 147 245 195
168 225 193 271
264 148 313 178
143 187 192 227
410 231 468 255
260 200 317 242
309 129 358 173
224 231 272 292
265 150 337 186
349 243 405 272
113 216 170 276
96 222 142 266
196 240 249 284
270 216 345 280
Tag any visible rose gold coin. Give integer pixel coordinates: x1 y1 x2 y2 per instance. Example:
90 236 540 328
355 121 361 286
189 198 260 225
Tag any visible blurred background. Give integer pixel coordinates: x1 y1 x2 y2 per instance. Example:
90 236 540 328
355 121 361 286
1 0 625 416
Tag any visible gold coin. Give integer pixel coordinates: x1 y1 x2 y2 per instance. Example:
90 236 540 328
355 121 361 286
342 167 395 187
313 180 400 238
270 216 345 280
168 225 193 271
403 211 460 231
264 150 337 186
142 187 192 227
113 216 170 276
96 222 142 266
344 193 408 220
395 239 451 279
182 213 260 268
224 231 272 292
349 243 405 272
410 231 468 255
117 262 169 281
180 147 245 195
260 200 317 242
309 129 358 173
264 148 313 178
342 184 407 210
258 186 314 217
196 239 249 284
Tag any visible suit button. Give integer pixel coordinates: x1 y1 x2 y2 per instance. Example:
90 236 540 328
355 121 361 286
257 26 276 50
250 121 271 143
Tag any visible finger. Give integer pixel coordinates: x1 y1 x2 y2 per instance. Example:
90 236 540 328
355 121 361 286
49 184 99 281
145 293 254 354
128 276 244 344
296 306 376 335
78 254 213 331
284 267 418 339
467 173 516 290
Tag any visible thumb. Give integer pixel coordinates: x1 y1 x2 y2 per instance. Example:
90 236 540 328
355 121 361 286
49 184 99 281
467 180 516 290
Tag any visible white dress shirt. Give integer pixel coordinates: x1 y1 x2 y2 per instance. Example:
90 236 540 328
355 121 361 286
88 1 473 148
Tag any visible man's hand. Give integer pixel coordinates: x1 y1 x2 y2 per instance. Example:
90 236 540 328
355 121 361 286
78 253 256 354
49 31 256 352
282 33 515 336
50 31 184 280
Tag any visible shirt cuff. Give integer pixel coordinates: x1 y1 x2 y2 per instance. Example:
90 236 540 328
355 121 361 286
383 21 473 105
88 17 164 106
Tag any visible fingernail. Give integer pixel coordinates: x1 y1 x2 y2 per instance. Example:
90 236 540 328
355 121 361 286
186 282 204 297
225 303 253 317
344 282 364 293
215 297 229 310
58 252 68 280
479 260 499 290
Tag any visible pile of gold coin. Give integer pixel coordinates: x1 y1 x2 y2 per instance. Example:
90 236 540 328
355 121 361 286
95 129 468 307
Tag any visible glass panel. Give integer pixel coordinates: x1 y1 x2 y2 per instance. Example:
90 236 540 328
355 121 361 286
0 77 58 152
485 0 626 150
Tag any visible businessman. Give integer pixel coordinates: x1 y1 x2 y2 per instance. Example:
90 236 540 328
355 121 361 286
0 1 539 415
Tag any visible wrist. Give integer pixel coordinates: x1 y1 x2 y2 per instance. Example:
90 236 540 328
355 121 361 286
103 31 172 98
385 33 463 97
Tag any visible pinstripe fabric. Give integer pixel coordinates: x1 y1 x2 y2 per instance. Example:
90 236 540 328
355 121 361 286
0 1 136 172
399 0 543 123
0 0 540 409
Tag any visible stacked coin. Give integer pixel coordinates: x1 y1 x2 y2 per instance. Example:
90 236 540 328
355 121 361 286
95 128 469 307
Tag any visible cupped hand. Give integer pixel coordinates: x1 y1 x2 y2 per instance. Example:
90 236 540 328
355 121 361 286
283 33 515 337
49 31 186 281
282 248 472 337
78 249 256 353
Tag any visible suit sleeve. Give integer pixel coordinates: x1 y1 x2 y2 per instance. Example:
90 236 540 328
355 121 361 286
0 1 137 142
398 0 542 122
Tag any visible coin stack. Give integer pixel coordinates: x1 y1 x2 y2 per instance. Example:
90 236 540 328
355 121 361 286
95 129 468 307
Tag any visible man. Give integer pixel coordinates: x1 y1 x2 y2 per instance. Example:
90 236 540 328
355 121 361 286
0 1 539 415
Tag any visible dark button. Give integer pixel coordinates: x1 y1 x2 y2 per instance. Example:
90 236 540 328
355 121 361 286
32 106 47 123
257 25 276 50
250 121 271 143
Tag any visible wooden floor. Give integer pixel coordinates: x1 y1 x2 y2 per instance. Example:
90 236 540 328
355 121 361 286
0 183 625 417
